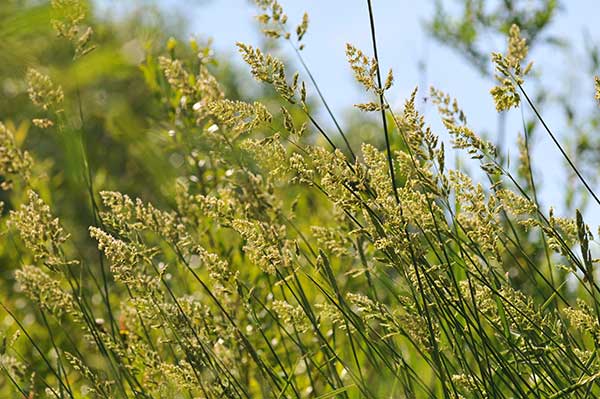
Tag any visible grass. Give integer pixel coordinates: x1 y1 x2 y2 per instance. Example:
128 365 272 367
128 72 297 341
2 0 600 398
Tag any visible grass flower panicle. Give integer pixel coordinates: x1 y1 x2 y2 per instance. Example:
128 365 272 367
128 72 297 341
490 24 533 111
9 191 71 269
0 123 33 190
26 69 64 112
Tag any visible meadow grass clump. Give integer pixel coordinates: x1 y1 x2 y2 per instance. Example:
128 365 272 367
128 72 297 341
2 0 600 398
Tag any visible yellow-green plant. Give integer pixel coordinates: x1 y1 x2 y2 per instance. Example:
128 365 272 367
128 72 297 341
3 1 600 398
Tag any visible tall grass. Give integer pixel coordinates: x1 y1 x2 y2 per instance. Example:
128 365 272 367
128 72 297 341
2 0 600 398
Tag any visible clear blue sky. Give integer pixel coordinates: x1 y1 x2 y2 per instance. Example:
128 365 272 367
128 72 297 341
98 0 600 224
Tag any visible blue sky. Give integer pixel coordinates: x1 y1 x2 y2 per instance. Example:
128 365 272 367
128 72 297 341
98 0 600 224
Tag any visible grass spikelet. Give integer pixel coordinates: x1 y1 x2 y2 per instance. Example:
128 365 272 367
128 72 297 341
490 24 533 111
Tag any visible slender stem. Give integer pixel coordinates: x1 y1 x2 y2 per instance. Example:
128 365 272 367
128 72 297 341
365 0 399 204
275 19 357 160
517 81 600 207
287 41 357 161
519 106 555 289
74 84 116 339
